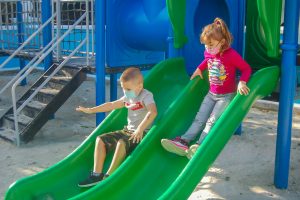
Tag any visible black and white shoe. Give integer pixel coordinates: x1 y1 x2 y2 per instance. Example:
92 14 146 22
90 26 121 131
78 172 104 187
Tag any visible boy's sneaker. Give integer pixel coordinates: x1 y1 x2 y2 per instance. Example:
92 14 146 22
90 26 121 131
78 172 104 187
187 144 200 159
161 137 189 156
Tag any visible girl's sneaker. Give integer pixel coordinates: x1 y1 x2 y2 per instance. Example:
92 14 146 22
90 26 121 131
161 137 189 156
187 144 200 159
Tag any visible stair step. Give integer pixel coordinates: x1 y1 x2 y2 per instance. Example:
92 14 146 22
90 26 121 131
2 114 32 131
0 128 16 142
46 81 66 90
27 100 47 110
39 88 60 95
57 68 76 77
44 75 72 82
19 100 46 118
6 114 32 125
32 88 59 104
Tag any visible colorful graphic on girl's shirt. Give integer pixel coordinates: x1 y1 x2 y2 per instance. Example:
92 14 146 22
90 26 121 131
208 58 228 86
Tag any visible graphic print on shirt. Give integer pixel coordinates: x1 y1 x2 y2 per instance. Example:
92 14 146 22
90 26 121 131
208 58 228 85
125 102 144 111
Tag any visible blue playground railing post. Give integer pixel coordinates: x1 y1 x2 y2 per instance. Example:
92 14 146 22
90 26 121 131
274 0 299 189
110 74 118 101
42 0 54 119
95 0 106 125
167 24 180 58
16 2 26 86
41 0 53 71
235 0 247 136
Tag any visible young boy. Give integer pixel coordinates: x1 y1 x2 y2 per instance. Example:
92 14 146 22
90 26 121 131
76 67 157 187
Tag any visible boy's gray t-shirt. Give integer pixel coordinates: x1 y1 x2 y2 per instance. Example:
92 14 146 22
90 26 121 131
121 89 155 132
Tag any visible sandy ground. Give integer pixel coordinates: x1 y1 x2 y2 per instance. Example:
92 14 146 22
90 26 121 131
0 71 299 200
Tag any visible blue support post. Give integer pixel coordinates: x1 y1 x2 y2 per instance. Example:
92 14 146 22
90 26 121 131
42 0 54 119
235 0 247 136
41 0 52 71
110 74 118 101
16 2 26 86
95 0 106 125
234 125 242 135
167 25 182 59
167 36 181 58
274 0 299 189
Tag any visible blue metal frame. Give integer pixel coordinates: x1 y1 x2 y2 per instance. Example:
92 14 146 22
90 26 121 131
110 74 118 101
16 2 26 86
95 0 106 125
41 0 53 71
274 0 299 189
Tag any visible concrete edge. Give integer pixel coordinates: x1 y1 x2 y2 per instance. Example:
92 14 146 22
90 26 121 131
253 99 300 115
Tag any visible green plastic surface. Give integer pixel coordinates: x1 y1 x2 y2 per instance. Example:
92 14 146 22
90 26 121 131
166 0 188 48
257 0 282 57
5 58 279 200
245 0 282 68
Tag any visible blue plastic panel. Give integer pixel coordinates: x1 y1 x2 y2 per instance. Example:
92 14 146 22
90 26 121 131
106 0 170 67
183 0 246 74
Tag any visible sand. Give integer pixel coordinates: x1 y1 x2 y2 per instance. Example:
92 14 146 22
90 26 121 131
0 71 299 200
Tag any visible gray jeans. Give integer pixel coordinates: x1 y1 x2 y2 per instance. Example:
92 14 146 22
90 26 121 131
181 92 235 144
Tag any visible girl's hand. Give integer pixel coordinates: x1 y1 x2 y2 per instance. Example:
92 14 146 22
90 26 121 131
76 106 93 114
129 129 143 143
190 68 203 80
238 81 250 95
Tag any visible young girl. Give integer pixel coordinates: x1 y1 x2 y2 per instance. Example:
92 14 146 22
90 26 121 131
161 18 252 159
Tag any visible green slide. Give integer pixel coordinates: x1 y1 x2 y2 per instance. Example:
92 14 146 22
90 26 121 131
245 0 282 68
5 58 279 200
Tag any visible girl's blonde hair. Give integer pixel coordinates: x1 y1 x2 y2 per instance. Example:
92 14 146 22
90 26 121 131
200 18 233 53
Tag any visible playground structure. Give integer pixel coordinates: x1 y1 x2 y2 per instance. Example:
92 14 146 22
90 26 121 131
0 0 299 199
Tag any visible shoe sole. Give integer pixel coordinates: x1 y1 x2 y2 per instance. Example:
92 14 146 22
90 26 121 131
186 149 193 160
161 139 188 156
78 181 100 188
187 145 199 159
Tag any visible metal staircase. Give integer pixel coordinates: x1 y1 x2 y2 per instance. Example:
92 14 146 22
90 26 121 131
0 64 87 143
0 0 94 145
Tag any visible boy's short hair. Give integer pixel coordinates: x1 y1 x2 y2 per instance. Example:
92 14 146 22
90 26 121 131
120 67 143 83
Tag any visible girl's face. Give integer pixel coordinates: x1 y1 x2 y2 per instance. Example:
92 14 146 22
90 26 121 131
204 39 223 55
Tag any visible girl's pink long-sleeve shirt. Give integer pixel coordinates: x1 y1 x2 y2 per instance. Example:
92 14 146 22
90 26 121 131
197 48 252 94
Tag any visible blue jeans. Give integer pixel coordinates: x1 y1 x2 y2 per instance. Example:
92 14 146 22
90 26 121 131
181 92 235 144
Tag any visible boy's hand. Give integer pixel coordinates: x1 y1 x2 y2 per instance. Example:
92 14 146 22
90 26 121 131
238 81 250 95
190 68 203 80
129 129 144 143
76 106 93 114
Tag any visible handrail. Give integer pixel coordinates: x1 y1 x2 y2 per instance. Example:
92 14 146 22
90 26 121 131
0 35 58 95
15 38 87 114
11 12 87 91
0 12 57 71
11 11 88 146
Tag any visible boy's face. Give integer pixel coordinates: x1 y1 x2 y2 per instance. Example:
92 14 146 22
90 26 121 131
121 79 143 96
